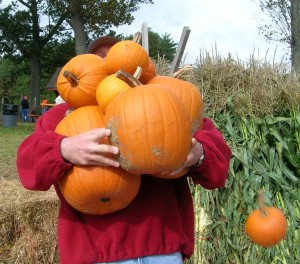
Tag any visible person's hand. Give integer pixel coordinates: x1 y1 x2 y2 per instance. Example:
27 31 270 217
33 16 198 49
167 138 204 176
60 128 120 167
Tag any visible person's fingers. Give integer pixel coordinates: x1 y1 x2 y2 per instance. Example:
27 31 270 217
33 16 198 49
92 144 119 155
92 155 120 167
88 128 111 139
191 138 197 146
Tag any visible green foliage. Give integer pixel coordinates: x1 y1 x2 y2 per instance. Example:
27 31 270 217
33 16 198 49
190 109 300 264
167 50 300 263
0 58 29 103
147 29 177 62
255 0 291 45
124 29 177 62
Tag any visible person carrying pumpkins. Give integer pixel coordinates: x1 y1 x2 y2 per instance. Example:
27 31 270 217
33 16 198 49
16 35 232 264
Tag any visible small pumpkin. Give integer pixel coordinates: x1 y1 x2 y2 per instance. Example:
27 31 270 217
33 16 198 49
139 58 156 84
105 39 149 76
104 73 192 175
147 70 203 134
57 54 108 108
55 105 141 215
96 68 142 114
245 190 288 247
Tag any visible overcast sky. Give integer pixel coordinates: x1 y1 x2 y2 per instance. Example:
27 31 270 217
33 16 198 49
113 0 289 64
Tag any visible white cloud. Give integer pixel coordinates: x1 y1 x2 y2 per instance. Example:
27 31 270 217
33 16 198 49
113 0 289 64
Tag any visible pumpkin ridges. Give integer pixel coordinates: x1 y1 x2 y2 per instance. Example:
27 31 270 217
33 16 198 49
55 106 141 215
139 58 156 84
245 190 288 247
105 84 192 175
147 75 203 133
96 74 132 113
57 54 109 108
106 40 150 75
59 165 141 215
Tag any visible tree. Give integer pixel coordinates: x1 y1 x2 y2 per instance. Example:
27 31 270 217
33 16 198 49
0 0 69 109
148 29 177 62
51 0 154 54
0 0 154 109
291 0 300 77
255 0 300 77
0 58 29 103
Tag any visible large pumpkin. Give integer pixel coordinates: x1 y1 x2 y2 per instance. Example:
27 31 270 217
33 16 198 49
56 54 108 108
147 75 203 134
104 83 192 175
105 40 149 75
55 106 141 215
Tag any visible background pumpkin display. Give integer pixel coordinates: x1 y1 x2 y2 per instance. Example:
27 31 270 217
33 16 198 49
55 105 141 215
56 54 108 109
104 83 192 175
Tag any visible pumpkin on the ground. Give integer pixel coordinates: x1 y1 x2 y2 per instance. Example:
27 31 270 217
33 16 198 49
104 77 192 175
245 190 288 247
55 105 141 215
57 54 108 108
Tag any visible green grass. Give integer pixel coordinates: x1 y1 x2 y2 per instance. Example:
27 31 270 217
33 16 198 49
0 122 35 180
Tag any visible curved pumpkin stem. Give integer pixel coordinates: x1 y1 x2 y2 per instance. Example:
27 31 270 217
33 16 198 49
132 31 141 44
172 64 193 79
257 189 267 217
63 70 79 87
133 66 142 80
115 68 142 87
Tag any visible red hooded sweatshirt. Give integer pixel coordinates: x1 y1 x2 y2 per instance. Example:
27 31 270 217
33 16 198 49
17 103 231 264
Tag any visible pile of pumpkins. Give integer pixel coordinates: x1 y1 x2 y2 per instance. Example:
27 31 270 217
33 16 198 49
55 35 203 215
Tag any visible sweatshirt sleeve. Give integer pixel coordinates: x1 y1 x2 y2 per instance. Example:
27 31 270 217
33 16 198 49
189 117 232 190
16 103 73 191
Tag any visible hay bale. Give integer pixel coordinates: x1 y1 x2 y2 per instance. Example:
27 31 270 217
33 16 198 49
0 178 59 263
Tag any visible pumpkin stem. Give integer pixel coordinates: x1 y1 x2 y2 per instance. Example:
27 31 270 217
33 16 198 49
115 69 142 88
133 66 142 79
257 189 267 217
132 31 141 43
63 70 79 86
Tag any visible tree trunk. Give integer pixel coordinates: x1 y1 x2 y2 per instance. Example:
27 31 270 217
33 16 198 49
291 0 300 79
29 53 41 111
69 9 87 55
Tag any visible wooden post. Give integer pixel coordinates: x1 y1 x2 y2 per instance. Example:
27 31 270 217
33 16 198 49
141 22 149 54
169 26 191 75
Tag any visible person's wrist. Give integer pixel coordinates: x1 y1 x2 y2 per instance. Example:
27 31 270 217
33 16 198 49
192 142 205 168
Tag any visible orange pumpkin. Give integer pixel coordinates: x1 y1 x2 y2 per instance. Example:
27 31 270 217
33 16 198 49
245 190 288 247
105 40 149 75
55 105 141 215
57 54 108 108
95 67 143 114
104 83 192 175
147 75 203 134
139 58 156 84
